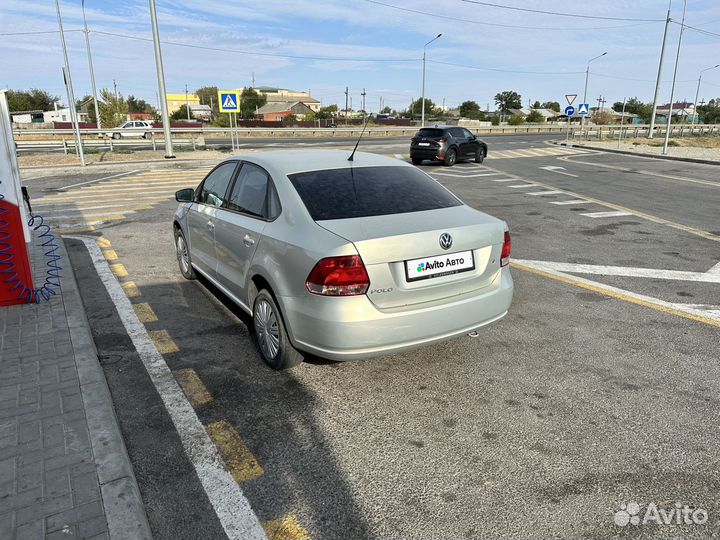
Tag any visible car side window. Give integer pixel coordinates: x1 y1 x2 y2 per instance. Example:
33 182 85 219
462 128 475 139
226 163 270 218
449 128 465 139
199 162 237 208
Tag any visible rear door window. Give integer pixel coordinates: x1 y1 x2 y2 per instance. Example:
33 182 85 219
198 162 237 207
288 165 462 221
416 128 444 139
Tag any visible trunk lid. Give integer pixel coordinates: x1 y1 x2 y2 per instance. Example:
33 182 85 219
317 206 506 309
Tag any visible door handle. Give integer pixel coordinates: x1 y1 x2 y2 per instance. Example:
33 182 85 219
206 220 215 230
243 234 255 247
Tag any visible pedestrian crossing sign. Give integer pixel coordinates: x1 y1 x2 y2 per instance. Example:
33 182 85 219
218 90 240 112
578 103 590 116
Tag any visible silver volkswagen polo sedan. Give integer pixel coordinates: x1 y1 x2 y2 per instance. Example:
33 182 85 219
173 151 513 369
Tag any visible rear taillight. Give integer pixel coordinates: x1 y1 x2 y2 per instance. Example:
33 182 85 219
306 255 370 296
500 231 511 267
438 138 446 144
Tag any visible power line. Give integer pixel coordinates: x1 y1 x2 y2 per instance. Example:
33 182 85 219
593 72 696 84
676 22 720 40
91 30 420 63
427 59 584 76
460 0 664 22
364 0 658 30
0 29 83 36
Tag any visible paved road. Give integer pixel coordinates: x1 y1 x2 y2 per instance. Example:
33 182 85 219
36 139 720 538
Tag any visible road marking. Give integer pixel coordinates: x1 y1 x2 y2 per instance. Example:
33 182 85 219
432 172 500 178
96 237 112 248
262 515 310 540
133 302 159 323
66 236 268 540
174 368 213 407
121 281 142 298
527 190 564 196
56 225 96 234
43 211 136 220
148 329 180 354
206 421 264 482
491 178 515 182
109 263 128 278
59 169 140 190
581 210 633 218
539 165 578 178
34 203 154 213
508 184 537 189
549 199 589 205
102 249 118 261
37 191 179 202
513 259 720 283
394 153 405 159
511 260 720 328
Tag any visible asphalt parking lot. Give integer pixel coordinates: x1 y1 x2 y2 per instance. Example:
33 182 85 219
28 137 720 539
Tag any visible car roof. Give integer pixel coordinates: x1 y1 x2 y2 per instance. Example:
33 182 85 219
229 150 412 177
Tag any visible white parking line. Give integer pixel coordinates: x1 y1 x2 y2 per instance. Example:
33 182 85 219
527 190 564 196
59 170 140 190
491 178 515 182
508 184 538 189
549 199 589 205
66 236 268 540
581 210 633 218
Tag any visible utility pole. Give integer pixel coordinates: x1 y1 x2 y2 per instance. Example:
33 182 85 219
421 33 442 127
81 0 101 130
582 52 607 131
113 79 118 100
649 1 672 138
149 0 174 158
55 0 84 166
344 86 349 126
692 65 720 125
361 88 366 118
663 0 687 155
185 84 190 121
251 72 255 87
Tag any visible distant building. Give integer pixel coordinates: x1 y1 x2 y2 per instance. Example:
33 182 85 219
189 104 212 122
256 101 313 121
43 108 89 123
509 107 560 122
166 93 200 114
129 112 154 121
656 101 695 120
256 87 320 112
9 110 45 124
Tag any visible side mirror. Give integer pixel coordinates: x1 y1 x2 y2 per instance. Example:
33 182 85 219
175 188 194 202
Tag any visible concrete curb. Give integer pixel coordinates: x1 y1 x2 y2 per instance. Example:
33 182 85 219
553 141 720 166
60 238 153 540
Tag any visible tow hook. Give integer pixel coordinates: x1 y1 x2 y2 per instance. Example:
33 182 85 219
467 330 480 338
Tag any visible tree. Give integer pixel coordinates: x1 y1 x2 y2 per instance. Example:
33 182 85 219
127 95 154 114
195 86 218 108
7 88 59 112
541 101 561 112
592 110 614 125
316 104 338 120
410 98 436 118
532 101 541 109
240 87 267 120
98 88 128 128
380 106 392 114
507 115 525 125
283 114 298 125
171 104 190 121
459 100 483 119
494 91 522 116
76 94 97 123
526 109 544 123
304 110 317 122
612 97 653 122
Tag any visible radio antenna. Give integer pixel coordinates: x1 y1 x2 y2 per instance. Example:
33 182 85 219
348 113 372 161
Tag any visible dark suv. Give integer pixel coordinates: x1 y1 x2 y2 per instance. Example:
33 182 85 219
410 126 487 167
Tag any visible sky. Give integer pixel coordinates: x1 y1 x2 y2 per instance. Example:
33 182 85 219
2 0 720 112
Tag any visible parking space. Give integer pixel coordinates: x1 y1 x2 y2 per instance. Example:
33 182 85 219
53 142 720 539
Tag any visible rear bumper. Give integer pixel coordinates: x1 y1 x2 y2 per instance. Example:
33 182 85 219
410 146 444 159
278 268 513 361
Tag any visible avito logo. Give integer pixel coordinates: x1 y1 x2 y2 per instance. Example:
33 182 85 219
417 256 466 273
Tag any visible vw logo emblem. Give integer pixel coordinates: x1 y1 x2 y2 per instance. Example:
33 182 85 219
439 233 453 250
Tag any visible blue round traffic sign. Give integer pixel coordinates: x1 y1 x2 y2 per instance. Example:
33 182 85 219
565 105 575 116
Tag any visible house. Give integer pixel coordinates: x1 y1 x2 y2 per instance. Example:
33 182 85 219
129 112 154 121
256 87 320 112
43 108 89 123
655 101 694 120
165 93 200 114
10 110 45 124
256 101 313 121
189 104 212 122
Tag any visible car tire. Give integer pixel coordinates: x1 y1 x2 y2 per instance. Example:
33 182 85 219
174 228 196 280
143 132 150 139
253 289 304 370
475 147 486 163
411 157 423 165
443 148 457 167
112 133 121 140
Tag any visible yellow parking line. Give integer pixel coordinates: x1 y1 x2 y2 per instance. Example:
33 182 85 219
261 515 311 540
57 225 96 234
109 263 128 277
205 420 264 482
511 261 720 329
96 237 112 248
132 302 158 323
174 368 213 407
102 249 118 261
148 329 180 354
121 281 142 298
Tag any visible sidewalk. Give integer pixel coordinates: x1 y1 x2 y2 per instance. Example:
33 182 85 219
0 237 151 540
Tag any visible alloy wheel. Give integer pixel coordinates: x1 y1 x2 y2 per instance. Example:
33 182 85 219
254 300 280 360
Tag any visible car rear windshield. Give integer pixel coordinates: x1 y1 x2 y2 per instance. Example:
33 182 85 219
415 128 444 138
288 165 462 221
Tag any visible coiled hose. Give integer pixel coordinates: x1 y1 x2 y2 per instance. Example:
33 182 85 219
0 179 62 303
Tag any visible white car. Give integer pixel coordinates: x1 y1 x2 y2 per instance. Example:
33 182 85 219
105 121 154 139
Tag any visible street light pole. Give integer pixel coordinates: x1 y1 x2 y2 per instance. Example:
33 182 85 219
692 64 719 126
421 33 442 127
581 51 607 131
149 0 174 158
81 0 101 130
649 1 672 138
55 0 85 167
662 0 687 156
